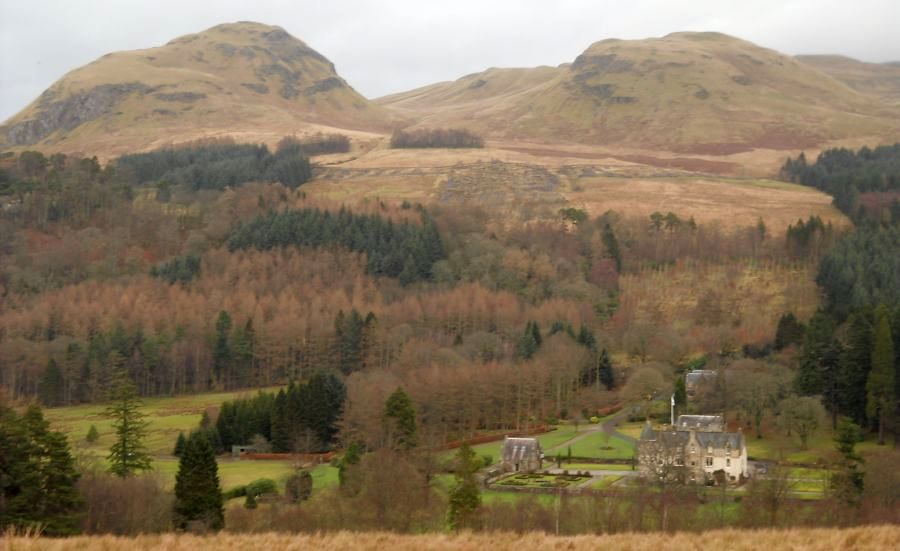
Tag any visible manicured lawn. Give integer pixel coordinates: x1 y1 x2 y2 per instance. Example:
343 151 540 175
615 422 645 440
568 432 635 460
590 475 623 490
559 462 634 471
790 479 827 493
537 424 580 451
788 468 831 481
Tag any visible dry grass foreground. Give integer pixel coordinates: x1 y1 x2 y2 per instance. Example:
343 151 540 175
4 526 899 551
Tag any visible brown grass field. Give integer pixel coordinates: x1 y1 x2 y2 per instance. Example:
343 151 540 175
5 526 898 550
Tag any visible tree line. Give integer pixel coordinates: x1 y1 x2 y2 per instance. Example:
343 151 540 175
390 128 484 149
780 143 900 224
115 138 312 191
226 207 445 284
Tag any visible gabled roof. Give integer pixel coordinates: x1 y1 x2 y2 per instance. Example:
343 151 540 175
676 414 724 431
639 424 744 451
502 437 542 461
685 370 717 385
695 430 744 450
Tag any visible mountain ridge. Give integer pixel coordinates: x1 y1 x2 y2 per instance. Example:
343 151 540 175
0 22 395 155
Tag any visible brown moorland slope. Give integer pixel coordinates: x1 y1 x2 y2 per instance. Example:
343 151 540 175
379 32 900 153
0 22 395 156
5 526 899 551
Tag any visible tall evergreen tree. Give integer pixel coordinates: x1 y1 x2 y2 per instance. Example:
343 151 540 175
174 431 224 531
270 389 290 453
602 222 622 274
674 376 688 417
105 369 152 477
840 312 873 425
516 321 540 360
174 431 187 457
213 311 232 386
0 405 82 535
867 307 896 445
447 443 482 531
384 387 417 450
38 359 65 407
774 312 806 350
598 348 615 390
831 418 865 507
795 312 835 395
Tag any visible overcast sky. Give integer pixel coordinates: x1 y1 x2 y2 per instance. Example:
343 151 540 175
2 0 899 122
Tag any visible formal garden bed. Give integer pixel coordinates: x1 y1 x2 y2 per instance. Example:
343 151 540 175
496 472 590 489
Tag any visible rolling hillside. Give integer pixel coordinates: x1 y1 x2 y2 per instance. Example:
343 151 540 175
0 22 394 156
379 32 900 153
796 54 900 105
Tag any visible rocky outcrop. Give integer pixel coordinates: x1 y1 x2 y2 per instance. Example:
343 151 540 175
3 82 149 145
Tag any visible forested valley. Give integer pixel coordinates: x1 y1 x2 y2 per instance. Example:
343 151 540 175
1 139 898 536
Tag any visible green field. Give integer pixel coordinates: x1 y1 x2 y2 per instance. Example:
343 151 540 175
746 431 882 464
46 387 282 456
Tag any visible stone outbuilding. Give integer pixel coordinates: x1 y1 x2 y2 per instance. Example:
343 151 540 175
501 436 544 473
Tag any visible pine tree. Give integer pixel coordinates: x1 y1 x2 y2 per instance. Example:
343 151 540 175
867 307 895 445
516 322 540 360
840 312 873 425
39 359 65 407
339 441 362 489
602 223 622 274
105 369 152 477
384 387 417 449
270 389 290 453
598 348 615 390
174 432 187 457
231 318 255 387
774 312 805 350
447 443 481 531
85 424 99 444
674 376 688 416
795 312 835 395
831 418 865 507
174 431 224 531
0 405 82 535
213 311 232 387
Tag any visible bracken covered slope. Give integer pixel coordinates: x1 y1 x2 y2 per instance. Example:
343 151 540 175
379 32 900 153
4 526 900 551
0 22 395 155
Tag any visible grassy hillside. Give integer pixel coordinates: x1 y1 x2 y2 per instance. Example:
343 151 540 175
797 55 900 105
7 526 899 550
379 32 900 152
0 22 394 156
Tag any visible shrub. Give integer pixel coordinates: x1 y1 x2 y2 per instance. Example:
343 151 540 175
246 478 278 498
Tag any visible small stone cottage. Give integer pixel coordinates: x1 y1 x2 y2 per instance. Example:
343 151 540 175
685 369 717 396
501 436 544 473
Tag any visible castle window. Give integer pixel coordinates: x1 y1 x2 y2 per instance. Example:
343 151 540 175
726 458 731 467
705 456 713 467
